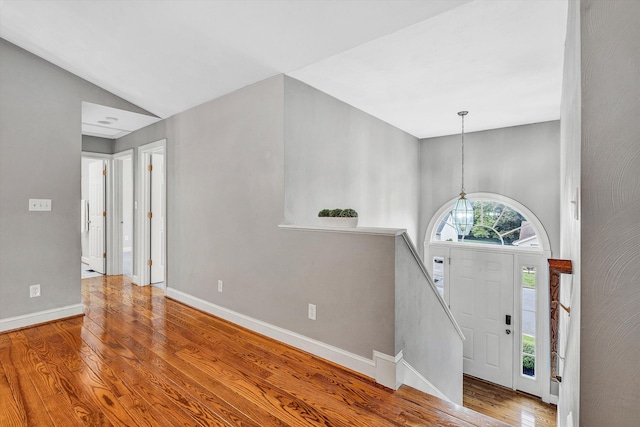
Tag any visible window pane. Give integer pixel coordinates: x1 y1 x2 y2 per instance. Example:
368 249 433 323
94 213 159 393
523 354 535 377
523 267 536 288
494 207 526 237
522 311 536 338
501 228 520 246
431 198 541 250
473 201 504 228
435 219 459 242
464 226 501 245
514 221 539 248
432 257 444 297
521 266 536 378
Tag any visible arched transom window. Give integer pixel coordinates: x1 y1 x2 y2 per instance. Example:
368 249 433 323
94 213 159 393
434 200 540 248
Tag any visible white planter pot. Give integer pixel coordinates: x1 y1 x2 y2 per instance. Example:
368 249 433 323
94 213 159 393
319 217 358 227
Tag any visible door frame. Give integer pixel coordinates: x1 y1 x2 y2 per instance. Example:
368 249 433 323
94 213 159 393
83 151 134 277
424 192 553 403
137 139 167 288
428 243 550 401
109 149 134 276
82 152 111 274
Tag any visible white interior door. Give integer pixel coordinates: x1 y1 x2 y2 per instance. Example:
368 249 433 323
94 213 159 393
150 152 165 284
88 160 105 274
450 249 514 387
121 156 133 277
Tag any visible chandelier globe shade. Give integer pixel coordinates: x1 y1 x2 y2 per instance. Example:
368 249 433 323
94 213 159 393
451 193 474 236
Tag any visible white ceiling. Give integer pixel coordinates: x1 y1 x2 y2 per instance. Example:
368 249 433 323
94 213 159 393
0 0 567 139
82 102 162 139
290 0 568 138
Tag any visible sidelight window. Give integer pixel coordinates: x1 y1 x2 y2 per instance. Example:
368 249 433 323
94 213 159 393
521 266 537 378
432 256 445 297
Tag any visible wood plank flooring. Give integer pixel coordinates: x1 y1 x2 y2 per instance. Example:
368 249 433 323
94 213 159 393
463 376 557 427
1 275 536 426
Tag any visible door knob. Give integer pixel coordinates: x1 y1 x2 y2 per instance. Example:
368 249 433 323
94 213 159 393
506 329 511 335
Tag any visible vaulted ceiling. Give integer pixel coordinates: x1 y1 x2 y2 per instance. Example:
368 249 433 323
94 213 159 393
0 0 567 138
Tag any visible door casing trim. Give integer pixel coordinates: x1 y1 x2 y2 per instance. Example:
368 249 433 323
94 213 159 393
137 139 166 288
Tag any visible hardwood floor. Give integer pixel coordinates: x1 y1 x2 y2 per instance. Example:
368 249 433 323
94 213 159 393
463 376 557 427
2 275 515 427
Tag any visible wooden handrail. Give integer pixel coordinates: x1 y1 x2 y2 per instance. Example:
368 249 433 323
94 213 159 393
548 259 572 382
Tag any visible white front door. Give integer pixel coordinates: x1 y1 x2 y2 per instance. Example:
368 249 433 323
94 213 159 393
450 249 514 387
88 160 105 274
150 152 165 284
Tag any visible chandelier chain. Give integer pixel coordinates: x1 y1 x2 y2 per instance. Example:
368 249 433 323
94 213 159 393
461 112 465 193
458 110 468 194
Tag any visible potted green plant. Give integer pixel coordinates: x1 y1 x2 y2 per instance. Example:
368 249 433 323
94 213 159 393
318 208 358 227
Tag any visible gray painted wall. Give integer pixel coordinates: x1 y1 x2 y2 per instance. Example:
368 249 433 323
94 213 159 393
82 135 114 154
578 1 640 425
419 121 561 257
558 0 581 425
284 77 421 243
165 75 396 357
395 234 463 403
0 38 149 320
114 121 166 154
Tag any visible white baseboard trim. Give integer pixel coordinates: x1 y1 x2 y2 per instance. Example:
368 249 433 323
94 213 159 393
81 257 90 264
374 350 404 390
400 360 452 403
549 394 559 405
131 275 140 285
0 304 84 333
166 287 399 387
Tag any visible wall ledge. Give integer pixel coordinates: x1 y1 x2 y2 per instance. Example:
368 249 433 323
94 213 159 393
278 224 406 236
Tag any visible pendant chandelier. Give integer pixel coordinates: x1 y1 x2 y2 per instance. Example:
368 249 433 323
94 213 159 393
451 111 474 236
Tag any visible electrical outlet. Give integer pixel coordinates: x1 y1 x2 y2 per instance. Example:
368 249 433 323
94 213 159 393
308 303 316 320
218 280 223 292
30 284 41 298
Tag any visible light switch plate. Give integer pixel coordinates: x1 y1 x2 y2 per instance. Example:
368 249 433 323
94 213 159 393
29 199 52 211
